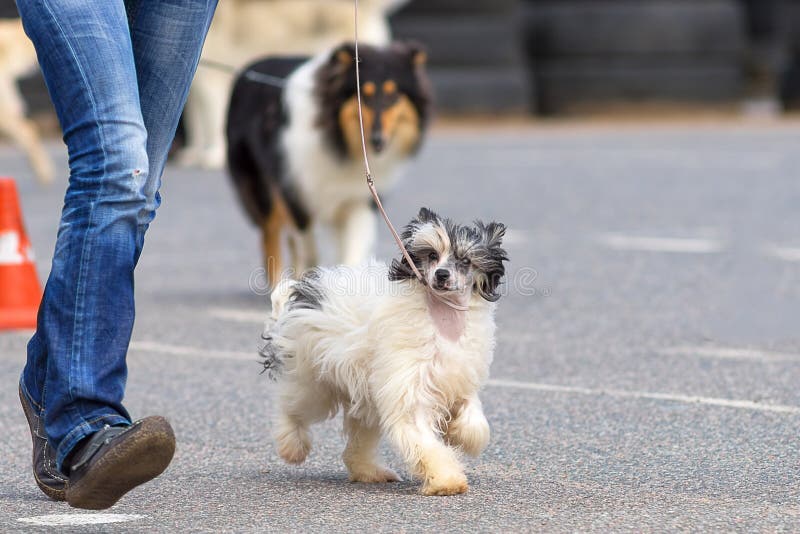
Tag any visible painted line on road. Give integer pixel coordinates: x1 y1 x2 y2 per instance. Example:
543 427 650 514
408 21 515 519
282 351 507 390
130 341 255 361
207 307 266 323
128 341 800 414
487 379 800 414
18 514 144 526
660 345 800 363
597 234 724 254
764 245 800 262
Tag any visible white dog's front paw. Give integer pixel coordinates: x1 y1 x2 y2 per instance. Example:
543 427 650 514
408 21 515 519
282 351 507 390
275 425 311 465
421 470 469 496
348 465 402 483
446 402 490 457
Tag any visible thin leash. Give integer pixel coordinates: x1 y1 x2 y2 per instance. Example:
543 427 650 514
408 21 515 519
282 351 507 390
352 0 468 312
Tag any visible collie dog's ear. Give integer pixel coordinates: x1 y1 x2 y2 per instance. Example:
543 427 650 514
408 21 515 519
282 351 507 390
330 43 356 66
405 41 428 66
474 221 509 302
390 41 427 67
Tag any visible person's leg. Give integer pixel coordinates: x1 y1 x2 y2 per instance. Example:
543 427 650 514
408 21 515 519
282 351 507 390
125 0 217 259
17 0 148 473
17 0 216 474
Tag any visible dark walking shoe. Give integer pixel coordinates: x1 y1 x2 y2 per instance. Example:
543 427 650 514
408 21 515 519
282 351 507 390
65 416 175 510
18 385 69 501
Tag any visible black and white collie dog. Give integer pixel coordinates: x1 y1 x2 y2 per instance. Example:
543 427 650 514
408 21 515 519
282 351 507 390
226 42 432 286
260 208 508 495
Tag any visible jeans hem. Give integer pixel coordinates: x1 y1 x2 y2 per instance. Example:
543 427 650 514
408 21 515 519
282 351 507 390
56 413 131 472
19 377 43 413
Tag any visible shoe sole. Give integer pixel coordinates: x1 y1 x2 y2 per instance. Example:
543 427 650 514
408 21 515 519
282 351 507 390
66 416 175 510
18 386 68 501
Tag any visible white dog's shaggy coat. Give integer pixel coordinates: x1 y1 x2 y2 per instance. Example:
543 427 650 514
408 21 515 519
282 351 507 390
262 209 508 495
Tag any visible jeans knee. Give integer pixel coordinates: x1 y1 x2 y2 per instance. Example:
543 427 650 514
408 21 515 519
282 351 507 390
128 164 161 227
98 150 151 207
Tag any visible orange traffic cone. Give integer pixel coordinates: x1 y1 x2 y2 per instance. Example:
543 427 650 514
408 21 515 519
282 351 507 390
0 178 42 330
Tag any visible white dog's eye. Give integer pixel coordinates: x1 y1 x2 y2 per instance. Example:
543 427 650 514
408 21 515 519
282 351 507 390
460 257 471 267
428 252 439 262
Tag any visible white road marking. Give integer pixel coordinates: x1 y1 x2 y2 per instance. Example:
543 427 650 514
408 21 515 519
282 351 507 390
207 307 266 323
128 340 800 414
487 379 800 415
660 345 800 363
17 514 144 526
764 245 800 262
597 234 724 254
130 341 255 361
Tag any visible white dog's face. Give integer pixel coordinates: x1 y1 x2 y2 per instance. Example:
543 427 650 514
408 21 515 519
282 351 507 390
389 208 508 301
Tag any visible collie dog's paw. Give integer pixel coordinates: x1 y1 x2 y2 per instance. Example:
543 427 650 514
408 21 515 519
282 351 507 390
349 465 402 484
421 471 469 496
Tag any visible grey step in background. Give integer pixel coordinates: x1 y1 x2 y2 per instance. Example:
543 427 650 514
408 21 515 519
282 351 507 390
427 67 531 114
8 0 800 116
391 15 521 67
523 0 749 114
17 75 52 118
392 0 518 15
538 58 744 113
391 0 532 113
0 0 16 18
775 1 800 108
526 0 745 57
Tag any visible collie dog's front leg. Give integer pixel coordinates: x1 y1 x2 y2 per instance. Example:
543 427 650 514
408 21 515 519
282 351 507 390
445 395 490 457
386 415 468 496
337 202 376 266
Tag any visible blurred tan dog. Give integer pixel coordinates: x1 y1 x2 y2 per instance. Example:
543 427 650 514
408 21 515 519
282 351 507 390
179 0 408 169
0 19 53 184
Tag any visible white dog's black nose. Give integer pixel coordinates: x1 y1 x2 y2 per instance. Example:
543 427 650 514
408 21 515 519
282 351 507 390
435 269 450 282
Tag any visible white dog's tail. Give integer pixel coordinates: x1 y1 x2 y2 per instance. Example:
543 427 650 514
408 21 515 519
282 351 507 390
259 279 297 379
270 278 297 319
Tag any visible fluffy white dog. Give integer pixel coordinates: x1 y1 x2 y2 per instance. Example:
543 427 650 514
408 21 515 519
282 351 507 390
260 208 508 495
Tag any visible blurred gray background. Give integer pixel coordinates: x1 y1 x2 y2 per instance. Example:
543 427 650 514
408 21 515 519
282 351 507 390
6 0 800 117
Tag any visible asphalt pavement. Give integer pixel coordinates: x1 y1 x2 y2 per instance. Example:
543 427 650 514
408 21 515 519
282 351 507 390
1 120 799 532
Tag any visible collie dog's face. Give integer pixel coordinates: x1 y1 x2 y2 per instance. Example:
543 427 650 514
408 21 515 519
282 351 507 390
389 208 509 302
315 41 432 159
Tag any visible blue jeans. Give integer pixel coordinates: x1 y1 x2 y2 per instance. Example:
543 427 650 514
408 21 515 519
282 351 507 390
16 0 217 471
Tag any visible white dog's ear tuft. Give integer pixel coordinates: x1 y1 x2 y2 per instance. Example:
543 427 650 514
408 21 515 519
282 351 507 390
479 221 506 248
473 221 509 302
416 207 439 224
